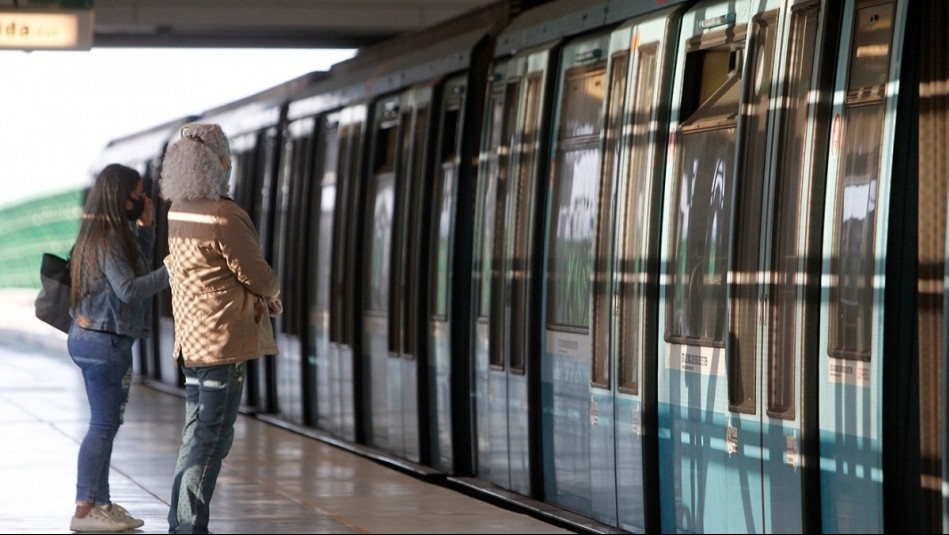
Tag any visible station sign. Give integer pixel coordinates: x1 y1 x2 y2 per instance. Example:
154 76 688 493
0 9 93 50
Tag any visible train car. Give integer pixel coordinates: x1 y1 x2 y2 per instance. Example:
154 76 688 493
89 0 949 532
816 1 922 532
653 0 943 533
275 1 508 469
654 0 837 532
88 115 198 388
465 0 690 531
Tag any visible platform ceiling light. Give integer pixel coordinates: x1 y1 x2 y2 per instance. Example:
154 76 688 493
0 9 93 50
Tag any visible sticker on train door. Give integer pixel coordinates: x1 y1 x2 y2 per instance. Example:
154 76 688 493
827 356 870 387
665 343 725 375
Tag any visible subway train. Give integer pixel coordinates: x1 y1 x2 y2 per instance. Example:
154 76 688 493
87 0 949 533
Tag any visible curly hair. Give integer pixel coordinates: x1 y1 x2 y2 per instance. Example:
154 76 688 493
159 123 231 201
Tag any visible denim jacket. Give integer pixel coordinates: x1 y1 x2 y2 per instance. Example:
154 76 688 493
71 225 169 339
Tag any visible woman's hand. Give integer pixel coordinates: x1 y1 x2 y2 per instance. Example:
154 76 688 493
137 196 154 228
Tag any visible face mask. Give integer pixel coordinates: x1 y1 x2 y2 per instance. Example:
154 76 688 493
126 196 145 221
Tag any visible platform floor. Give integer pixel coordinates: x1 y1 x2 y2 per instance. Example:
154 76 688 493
0 300 576 534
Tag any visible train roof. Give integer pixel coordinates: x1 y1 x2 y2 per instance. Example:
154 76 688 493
494 0 692 57
288 25 496 120
196 70 329 137
285 1 509 120
90 114 199 176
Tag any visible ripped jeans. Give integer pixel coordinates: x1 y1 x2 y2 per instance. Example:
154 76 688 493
67 324 135 506
168 359 245 534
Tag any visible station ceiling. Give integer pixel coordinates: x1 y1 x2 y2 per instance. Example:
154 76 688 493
90 0 506 49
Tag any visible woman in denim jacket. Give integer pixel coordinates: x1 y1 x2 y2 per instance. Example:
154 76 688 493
66 163 169 532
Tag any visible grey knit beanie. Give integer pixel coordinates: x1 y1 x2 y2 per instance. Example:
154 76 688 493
181 122 231 162
160 122 231 201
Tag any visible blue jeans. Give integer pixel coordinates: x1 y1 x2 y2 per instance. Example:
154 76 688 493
67 323 135 506
168 360 245 534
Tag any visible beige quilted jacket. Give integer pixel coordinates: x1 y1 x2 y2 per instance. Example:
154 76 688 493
164 197 279 367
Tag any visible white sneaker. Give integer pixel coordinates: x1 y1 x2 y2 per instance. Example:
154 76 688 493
100 503 145 529
69 506 129 532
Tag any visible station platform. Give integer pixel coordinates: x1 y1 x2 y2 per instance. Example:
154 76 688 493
0 290 576 534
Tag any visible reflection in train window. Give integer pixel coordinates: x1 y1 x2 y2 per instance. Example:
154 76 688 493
729 11 777 414
477 83 507 320
314 120 338 324
366 175 394 313
509 74 543 375
592 52 627 389
547 64 606 330
332 112 364 346
618 44 657 395
665 37 743 346
432 106 460 320
366 122 398 314
489 80 520 369
828 1 893 361
768 4 820 419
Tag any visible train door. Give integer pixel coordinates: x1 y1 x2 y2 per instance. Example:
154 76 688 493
332 106 365 441
307 112 340 433
473 48 551 495
271 118 318 424
655 0 829 532
229 130 280 412
758 1 838 532
608 9 682 533
362 87 434 462
540 30 617 522
427 74 474 473
473 58 514 488
818 1 908 532
308 106 365 440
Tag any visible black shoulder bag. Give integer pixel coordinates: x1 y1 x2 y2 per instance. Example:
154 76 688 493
34 252 72 333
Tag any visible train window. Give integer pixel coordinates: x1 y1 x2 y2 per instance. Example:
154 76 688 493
828 1 894 361
334 113 365 346
546 64 606 331
432 106 460 320
768 4 821 419
476 83 508 322
618 44 658 396
729 11 777 414
315 120 338 343
509 74 543 375
373 124 398 175
401 103 429 358
489 80 520 369
846 2 893 98
232 152 255 212
279 134 314 337
592 52 628 388
366 120 398 314
665 38 742 346
366 174 395 314
256 130 280 260
440 107 460 163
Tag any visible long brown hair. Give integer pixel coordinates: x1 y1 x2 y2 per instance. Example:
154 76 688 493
70 163 143 309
